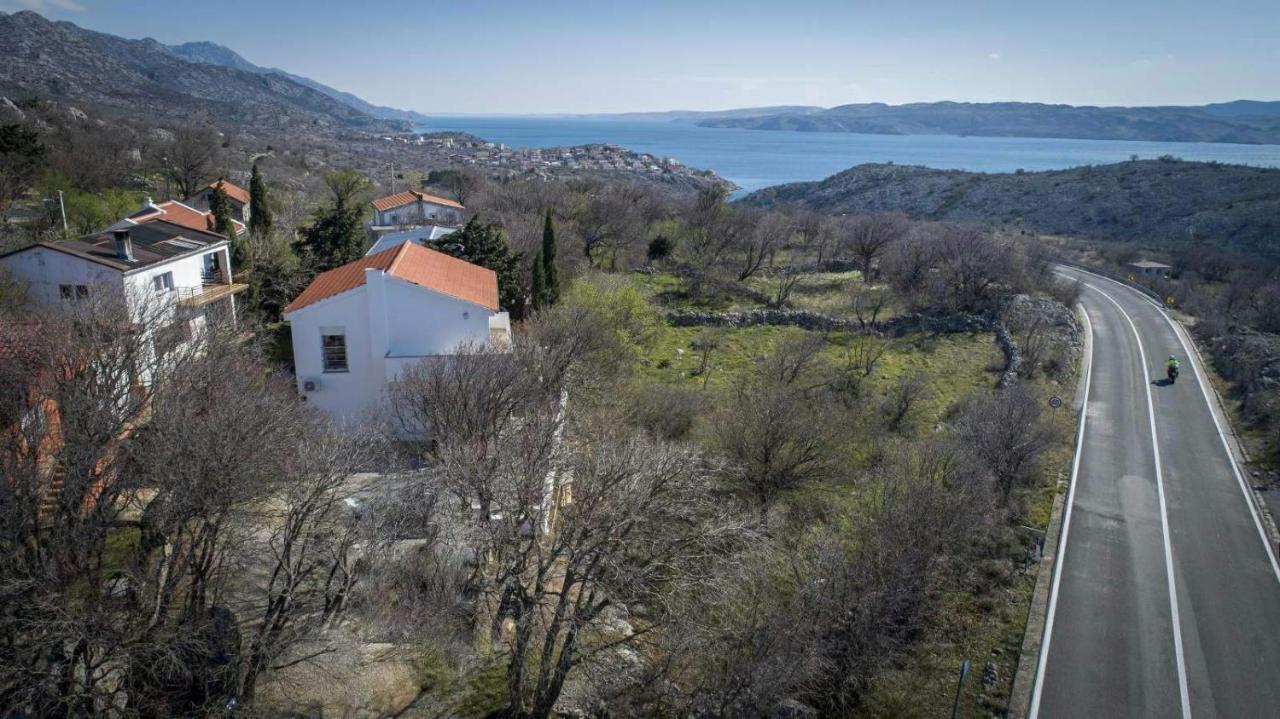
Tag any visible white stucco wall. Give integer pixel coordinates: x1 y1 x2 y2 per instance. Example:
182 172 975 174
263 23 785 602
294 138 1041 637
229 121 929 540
287 286 377 425
373 200 463 227
1 246 124 305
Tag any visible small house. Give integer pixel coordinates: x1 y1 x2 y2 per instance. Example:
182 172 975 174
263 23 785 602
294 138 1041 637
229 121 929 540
1127 260 1172 279
283 242 511 425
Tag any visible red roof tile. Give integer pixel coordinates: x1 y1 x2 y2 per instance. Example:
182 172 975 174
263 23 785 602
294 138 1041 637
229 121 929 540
207 179 251 205
283 242 498 314
128 201 244 236
370 190 464 212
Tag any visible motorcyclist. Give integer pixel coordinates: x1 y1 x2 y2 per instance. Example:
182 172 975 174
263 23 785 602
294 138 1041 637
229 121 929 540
1166 355 1180 381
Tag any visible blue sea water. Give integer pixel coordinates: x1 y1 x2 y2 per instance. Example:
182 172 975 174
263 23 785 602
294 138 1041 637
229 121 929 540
417 116 1280 194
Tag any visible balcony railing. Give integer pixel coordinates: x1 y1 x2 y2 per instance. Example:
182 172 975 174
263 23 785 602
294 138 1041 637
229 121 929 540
176 282 248 308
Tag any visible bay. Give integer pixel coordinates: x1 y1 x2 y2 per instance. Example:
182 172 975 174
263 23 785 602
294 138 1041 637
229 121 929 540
417 116 1280 193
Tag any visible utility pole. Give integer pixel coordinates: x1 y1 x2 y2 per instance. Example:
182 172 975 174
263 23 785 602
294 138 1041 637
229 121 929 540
56 190 67 236
389 161 396 193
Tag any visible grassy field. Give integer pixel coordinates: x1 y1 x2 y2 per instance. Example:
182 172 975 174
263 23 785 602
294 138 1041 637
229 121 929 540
620 270 1080 718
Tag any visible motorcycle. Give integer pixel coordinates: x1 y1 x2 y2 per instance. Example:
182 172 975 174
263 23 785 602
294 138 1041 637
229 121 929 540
1167 364 1179 384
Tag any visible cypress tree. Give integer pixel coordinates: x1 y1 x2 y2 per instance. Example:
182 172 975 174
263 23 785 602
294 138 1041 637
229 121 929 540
530 249 547 310
208 181 246 268
248 163 273 236
541 208 560 304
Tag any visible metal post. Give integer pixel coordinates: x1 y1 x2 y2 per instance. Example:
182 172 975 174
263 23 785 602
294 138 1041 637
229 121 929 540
950 659 970 719
57 190 68 235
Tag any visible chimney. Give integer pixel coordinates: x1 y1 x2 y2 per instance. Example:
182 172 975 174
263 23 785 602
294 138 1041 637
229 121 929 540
143 195 159 210
112 229 134 262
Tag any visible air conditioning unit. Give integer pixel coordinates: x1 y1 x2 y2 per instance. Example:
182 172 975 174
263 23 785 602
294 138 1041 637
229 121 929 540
303 378 320 392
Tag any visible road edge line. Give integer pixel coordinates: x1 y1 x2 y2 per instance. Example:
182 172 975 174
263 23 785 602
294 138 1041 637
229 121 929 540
1089 282 1193 719
1023 303 1094 719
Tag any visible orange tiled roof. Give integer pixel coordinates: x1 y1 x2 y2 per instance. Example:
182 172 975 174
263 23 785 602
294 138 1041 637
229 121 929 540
207 178 251 205
128 201 244 236
370 190 464 212
283 242 498 314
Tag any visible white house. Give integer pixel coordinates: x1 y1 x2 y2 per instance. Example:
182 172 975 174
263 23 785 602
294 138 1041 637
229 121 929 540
368 190 465 236
0 221 247 365
283 241 511 424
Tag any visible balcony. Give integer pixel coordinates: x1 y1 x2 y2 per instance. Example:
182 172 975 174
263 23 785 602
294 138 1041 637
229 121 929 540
177 282 248 308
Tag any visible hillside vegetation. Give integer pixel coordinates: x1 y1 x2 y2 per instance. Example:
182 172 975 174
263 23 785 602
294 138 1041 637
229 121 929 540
699 100 1280 144
742 159 1280 258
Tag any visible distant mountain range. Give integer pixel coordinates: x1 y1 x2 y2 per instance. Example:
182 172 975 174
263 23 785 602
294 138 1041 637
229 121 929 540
0 10 418 134
699 101 1280 144
165 41 432 125
742 159 1280 257
564 106 825 122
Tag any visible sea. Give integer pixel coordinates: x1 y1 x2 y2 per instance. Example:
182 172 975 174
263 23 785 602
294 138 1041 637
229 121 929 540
416 116 1280 195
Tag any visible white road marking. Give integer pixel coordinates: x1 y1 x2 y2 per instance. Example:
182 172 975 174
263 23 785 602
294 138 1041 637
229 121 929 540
1059 265 1280 584
1081 280 1192 719
1028 306 1093 719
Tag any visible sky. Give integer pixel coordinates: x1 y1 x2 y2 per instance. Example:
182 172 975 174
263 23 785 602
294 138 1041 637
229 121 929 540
3 0 1278 114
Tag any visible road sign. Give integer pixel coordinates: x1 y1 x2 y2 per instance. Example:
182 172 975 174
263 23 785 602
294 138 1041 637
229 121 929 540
1048 396 1063 409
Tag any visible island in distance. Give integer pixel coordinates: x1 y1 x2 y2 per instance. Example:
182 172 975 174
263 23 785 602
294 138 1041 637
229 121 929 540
692 100 1280 144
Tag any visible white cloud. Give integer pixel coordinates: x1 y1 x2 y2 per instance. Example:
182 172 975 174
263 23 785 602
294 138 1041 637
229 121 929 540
0 0 86 12
988 53 1002 61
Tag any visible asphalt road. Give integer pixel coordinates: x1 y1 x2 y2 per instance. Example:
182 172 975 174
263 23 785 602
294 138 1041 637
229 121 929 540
1030 266 1280 718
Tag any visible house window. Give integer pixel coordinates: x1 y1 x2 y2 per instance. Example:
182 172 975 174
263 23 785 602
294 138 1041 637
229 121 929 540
153 272 174 293
59 284 89 301
321 331 348 372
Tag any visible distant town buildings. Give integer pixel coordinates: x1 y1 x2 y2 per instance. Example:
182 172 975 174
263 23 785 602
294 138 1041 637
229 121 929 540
380 135 699 182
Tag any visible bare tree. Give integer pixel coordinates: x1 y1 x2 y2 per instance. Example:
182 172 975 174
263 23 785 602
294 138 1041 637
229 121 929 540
881 226 939 307
849 284 890 330
571 182 653 267
166 123 219 199
880 372 930 432
736 212 792 282
931 225 1013 311
691 328 725 389
841 214 908 283
955 387 1056 503
715 378 832 513
440 167 484 207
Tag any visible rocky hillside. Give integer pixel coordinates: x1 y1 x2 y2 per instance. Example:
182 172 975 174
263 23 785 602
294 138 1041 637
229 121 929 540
742 159 1280 257
0 11 398 133
166 41 431 125
700 101 1280 144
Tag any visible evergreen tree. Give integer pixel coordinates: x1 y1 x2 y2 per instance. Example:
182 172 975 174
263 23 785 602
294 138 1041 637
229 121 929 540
207 182 235 237
298 170 370 271
207 181 245 267
248 163 273 237
429 217 525 317
540 208 560 305
530 250 547 311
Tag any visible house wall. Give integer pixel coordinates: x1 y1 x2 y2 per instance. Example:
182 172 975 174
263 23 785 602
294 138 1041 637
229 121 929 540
374 200 463 227
377 274 493 360
287 286 379 425
1 247 124 305
286 272 500 427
